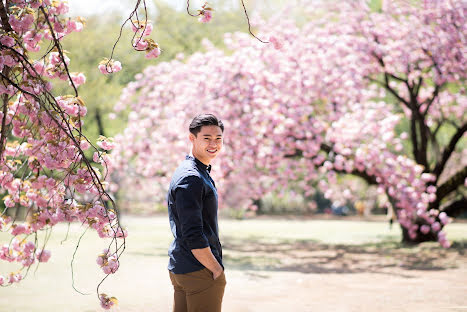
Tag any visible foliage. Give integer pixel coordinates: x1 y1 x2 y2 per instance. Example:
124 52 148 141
49 1 250 148
113 0 466 247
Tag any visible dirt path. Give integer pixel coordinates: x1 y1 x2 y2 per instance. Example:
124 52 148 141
1 216 466 311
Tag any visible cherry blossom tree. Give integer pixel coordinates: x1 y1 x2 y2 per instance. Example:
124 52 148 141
0 0 131 307
0 0 265 307
114 0 466 246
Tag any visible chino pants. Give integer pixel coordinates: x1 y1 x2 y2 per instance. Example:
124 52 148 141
169 268 226 312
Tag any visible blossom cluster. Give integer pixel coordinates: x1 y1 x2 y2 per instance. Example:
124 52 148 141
1 0 125 306
113 0 466 246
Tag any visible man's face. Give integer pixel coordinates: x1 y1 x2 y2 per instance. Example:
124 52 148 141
190 125 223 165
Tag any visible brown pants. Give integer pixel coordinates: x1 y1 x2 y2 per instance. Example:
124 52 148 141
169 268 226 312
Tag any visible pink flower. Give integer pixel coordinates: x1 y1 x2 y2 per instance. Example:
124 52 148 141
8 273 18 284
4 196 15 208
145 47 161 59
0 35 15 47
142 22 153 37
116 228 128 238
99 294 117 310
97 138 115 150
11 224 29 236
269 36 283 50
426 185 436 193
439 239 451 248
67 20 83 33
131 21 153 36
98 64 109 74
133 38 148 51
198 4 212 23
439 212 450 225
36 249 51 262
3 55 16 67
421 173 436 182
96 255 104 266
0 275 4 285
24 241 35 253
420 225 430 234
80 140 90 150
98 60 122 75
70 73 86 87
431 222 441 232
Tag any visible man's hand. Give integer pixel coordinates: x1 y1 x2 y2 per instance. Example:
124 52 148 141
212 267 223 280
191 247 223 280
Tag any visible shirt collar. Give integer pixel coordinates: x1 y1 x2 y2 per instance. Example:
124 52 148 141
186 155 211 172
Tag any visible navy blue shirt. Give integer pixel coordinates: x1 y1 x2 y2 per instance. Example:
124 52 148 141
167 155 223 274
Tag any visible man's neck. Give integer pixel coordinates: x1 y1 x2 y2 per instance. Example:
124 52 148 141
190 151 210 166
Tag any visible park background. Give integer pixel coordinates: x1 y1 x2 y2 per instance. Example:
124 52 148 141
0 0 466 311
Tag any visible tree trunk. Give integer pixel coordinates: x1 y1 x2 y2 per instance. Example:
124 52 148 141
400 225 438 244
95 107 106 137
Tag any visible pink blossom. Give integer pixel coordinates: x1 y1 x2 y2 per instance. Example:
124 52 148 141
36 249 51 262
0 275 4 285
98 60 122 75
70 73 86 87
0 35 15 47
99 294 117 310
67 20 83 33
115 228 128 238
24 241 35 253
199 9 212 23
4 196 15 208
269 36 283 50
96 255 104 266
421 173 436 182
133 38 148 51
97 138 116 150
11 224 29 236
145 47 161 59
3 55 17 67
426 185 436 193
8 273 19 284
80 140 90 150
431 222 441 232
142 22 153 37
420 225 430 234
439 212 450 225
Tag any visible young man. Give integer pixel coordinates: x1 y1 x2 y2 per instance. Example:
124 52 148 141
167 114 226 312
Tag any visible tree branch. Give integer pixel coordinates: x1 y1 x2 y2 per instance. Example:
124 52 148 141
0 0 13 32
434 166 467 204
441 197 467 218
433 122 467 179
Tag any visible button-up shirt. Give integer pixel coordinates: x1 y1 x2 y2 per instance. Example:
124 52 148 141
167 155 223 274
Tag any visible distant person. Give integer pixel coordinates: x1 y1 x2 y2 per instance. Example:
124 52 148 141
167 114 226 312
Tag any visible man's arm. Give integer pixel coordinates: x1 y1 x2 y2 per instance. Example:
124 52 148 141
191 247 223 279
175 175 222 279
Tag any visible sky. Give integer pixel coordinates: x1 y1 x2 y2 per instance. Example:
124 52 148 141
68 0 157 17
67 0 235 17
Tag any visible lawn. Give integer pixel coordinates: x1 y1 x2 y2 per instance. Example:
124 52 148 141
0 215 466 311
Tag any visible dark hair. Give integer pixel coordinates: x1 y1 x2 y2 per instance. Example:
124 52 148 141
189 114 224 136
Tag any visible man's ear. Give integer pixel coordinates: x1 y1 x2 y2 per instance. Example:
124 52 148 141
189 133 195 143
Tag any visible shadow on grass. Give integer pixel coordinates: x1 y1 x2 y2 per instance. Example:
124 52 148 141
223 237 467 277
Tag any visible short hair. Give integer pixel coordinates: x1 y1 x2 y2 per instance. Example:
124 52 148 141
189 114 224 136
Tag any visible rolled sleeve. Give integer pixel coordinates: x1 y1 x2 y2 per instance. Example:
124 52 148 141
175 175 210 250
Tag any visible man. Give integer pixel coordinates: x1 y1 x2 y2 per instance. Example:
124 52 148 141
167 114 226 312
